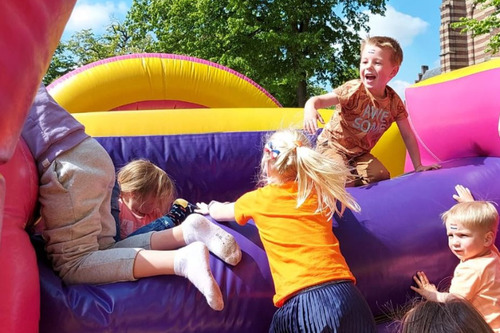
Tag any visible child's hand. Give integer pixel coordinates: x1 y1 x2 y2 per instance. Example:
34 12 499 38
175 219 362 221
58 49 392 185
195 202 210 215
453 184 475 203
410 271 437 300
415 164 441 172
303 105 324 135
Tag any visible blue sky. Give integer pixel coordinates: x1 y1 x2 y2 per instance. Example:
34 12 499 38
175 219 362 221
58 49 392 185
62 0 442 99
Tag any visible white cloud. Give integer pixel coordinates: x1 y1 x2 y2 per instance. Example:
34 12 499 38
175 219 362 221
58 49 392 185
64 1 129 36
362 6 429 47
390 79 411 101
432 58 440 68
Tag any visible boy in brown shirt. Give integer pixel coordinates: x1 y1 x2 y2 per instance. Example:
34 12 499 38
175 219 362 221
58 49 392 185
303 36 440 186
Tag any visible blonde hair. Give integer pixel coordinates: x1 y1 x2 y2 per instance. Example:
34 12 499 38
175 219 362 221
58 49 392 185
259 129 360 218
117 159 176 212
361 36 403 66
441 201 499 236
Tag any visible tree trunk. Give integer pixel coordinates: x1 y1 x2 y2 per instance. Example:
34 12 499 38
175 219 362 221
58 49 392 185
297 80 307 107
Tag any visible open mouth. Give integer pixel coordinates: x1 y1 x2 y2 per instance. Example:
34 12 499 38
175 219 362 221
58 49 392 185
364 74 376 82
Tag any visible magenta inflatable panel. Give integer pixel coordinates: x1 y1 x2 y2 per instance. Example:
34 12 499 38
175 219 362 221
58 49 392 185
405 66 500 169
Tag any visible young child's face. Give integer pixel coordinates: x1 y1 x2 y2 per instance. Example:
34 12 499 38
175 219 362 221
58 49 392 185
122 193 164 219
445 219 491 261
359 43 399 98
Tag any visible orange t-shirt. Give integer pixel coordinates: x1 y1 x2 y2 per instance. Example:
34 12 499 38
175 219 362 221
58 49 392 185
449 246 500 332
317 79 407 157
234 182 355 307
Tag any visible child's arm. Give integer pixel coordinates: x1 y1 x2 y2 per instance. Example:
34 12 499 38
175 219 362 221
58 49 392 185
411 271 454 302
197 201 236 222
396 118 441 172
303 92 339 135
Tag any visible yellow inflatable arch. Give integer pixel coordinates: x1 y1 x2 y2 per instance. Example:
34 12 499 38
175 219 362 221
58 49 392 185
48 53 281 112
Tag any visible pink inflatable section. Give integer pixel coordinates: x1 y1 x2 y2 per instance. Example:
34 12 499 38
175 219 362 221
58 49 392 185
405 60 500 169
0 1 77 332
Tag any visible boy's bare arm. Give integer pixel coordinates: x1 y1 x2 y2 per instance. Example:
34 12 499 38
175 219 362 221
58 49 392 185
303 92 339 135
396 118 441 172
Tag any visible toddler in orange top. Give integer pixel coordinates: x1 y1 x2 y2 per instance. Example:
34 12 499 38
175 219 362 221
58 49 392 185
303 36 440 186
198 129 376 332
412 185 500 332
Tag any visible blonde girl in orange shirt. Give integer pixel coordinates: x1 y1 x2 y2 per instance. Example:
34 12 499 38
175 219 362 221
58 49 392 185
198 129 376 332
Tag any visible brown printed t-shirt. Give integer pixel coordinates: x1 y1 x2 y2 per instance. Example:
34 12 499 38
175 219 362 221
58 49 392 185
317 79 407 157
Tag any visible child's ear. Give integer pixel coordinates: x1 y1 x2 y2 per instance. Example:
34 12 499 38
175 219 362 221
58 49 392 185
390 65 400 78
484 230 495 247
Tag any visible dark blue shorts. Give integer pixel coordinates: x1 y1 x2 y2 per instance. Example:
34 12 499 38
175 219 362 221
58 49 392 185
270 281 376 333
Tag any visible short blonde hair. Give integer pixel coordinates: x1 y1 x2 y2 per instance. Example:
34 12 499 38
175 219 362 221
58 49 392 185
361 36 403 66
441 201 499 236
117 159 176 212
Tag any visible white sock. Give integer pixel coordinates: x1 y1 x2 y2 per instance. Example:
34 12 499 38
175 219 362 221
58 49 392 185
182 214 242 266
174 242 224 311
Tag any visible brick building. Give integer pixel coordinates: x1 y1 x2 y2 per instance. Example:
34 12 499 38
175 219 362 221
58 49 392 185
418 0 499 81
440 0 499 72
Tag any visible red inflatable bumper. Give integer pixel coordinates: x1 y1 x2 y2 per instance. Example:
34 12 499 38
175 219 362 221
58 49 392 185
0 138 39 333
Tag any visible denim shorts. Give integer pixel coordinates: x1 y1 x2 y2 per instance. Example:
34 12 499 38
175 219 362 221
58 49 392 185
127 215 176 238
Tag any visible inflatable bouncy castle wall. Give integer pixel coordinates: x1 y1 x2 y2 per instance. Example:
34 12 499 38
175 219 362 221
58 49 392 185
0 1 76 332
0 6 499 331
405 59 500 168
24 54 499 332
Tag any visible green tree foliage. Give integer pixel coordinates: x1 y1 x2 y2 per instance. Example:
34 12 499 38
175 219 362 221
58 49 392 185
125 0 386 106
44 22 155 85
44 43 77 85
451 0 500 54
47 0 387 106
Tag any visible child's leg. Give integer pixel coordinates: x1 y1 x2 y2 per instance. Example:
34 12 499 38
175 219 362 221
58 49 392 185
60 241 223 311
134 242 223 311
181 214 242 266
315 142 359 186
149 225 186 250
149 214 241 265
40 138 117 279
353 153 390 185
127 216 176 238
127 198 197 238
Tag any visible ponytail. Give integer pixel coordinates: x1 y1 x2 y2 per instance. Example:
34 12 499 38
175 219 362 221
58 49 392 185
260 130 360 218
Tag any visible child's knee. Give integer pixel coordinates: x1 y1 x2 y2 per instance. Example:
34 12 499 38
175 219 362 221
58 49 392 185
354 155 390 185
363 167 390 184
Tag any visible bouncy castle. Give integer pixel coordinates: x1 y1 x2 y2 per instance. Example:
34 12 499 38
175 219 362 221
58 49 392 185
1 1 500 332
